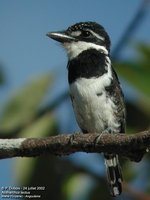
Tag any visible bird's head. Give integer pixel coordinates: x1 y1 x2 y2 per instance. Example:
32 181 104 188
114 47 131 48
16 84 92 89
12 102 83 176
47 22 111 60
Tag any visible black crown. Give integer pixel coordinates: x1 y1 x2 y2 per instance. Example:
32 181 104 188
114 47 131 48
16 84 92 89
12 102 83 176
68 22 111 51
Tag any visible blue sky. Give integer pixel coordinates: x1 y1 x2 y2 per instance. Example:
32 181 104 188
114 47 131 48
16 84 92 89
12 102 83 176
0 0 149 95
0 0 149 196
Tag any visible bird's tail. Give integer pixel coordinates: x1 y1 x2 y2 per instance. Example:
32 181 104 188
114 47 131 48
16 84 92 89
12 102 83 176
104 154 123 197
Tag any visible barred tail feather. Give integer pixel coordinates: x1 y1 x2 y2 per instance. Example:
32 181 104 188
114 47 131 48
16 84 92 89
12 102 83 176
104 154 123 197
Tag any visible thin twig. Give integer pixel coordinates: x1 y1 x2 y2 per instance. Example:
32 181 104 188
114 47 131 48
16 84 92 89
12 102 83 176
112 0 149 60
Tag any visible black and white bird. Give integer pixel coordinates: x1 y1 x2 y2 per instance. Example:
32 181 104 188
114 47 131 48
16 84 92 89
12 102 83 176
47 22 126 196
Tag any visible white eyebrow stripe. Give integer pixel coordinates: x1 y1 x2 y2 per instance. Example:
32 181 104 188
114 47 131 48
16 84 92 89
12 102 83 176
87 29 105 41
71 31 81 37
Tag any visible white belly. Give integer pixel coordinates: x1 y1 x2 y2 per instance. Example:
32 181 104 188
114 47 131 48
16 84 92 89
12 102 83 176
70 77 120 133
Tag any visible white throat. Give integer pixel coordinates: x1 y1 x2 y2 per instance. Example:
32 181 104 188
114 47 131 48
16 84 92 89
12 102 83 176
63 41 108 60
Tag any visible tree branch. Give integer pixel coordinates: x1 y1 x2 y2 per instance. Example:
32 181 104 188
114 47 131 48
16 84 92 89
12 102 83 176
0 130 150 161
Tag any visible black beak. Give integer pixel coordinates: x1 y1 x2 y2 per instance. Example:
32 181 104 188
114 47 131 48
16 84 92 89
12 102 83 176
46 31 76 43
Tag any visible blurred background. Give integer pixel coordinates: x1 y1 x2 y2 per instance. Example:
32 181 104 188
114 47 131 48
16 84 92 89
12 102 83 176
0 0 150 199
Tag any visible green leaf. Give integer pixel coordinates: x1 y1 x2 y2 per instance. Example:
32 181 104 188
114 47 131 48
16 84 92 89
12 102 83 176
63 173 95 200
122 160 137 182
0 74 53 132
20 113 58 138
136 43 150 63
114 44 150 97
115 61 150 96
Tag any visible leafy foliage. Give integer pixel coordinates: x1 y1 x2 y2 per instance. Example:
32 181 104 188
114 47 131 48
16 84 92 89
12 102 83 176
115 44 150 98
0 74 53 133
115 44 150 132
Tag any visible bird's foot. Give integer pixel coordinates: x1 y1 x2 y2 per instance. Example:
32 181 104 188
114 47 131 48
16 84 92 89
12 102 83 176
94 133 104 145
68 132 80 145
94 128 111 145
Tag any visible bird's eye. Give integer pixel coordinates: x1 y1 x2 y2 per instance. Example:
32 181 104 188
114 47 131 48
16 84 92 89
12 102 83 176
81 30 91 37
